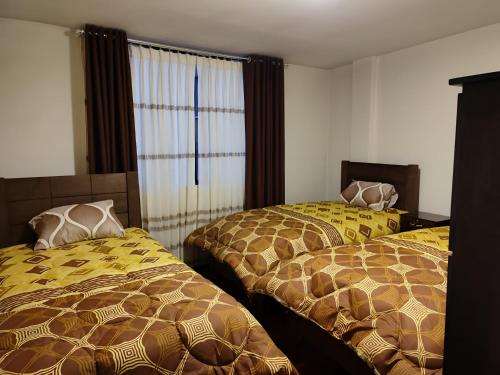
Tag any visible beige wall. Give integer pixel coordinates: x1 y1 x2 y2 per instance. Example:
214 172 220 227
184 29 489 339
0 19 335 205
284 64 332 203
376 23 500 215
330 22 500 215
6 17 500 215
0 18 86 178
325 64 352 199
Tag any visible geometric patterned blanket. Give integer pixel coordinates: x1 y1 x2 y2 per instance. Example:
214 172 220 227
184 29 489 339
0 228 296 374
185 202 402 291
187 212 450 375
253 227 450 375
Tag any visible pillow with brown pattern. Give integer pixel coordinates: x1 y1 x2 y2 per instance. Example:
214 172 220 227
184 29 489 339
29 200 125 250
340 180 398 211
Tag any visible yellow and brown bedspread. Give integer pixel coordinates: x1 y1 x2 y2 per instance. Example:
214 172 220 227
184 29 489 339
0 228 295 374
254 227 450 375
185 202 402 290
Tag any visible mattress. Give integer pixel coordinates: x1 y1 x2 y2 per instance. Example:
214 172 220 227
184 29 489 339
254 227 450 375
0 228 295 374
185 201 403 290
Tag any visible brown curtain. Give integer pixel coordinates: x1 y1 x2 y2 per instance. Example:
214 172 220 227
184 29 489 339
243 55 285 209
84 24 137 173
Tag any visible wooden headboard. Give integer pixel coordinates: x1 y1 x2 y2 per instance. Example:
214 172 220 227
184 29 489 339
0 172 141 248
341 160 420 213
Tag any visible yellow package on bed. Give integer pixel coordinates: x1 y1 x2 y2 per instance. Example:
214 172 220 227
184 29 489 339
0 227 182 307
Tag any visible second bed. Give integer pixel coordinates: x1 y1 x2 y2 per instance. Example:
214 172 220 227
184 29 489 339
183 160 442 374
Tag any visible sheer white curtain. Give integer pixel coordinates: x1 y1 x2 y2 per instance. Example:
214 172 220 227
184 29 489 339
129 45 198 258
130 46 245 259
196 57 245 224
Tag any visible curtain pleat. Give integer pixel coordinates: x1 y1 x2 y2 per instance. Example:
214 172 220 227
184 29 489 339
84 24 137 173
196 57 246 223
130 46 245 259
129 45 197 258
243 55 285 209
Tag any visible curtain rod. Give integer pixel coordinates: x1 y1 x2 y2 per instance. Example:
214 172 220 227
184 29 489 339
75 29 250 62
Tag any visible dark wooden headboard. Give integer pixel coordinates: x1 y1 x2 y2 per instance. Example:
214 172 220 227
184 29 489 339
0 172 141 248
341 160 420 213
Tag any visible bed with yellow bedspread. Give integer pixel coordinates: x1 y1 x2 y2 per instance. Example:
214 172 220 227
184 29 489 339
253 227 450 375
0 228 295 374
185 202 403 290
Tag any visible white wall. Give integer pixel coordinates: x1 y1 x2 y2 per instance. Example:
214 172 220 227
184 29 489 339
331 22 500 215
284 64 332 203
376 23 500 215
0 18 335 204
0 18 86 178
6 18 500 216
350 57 380 162
326 64 352 199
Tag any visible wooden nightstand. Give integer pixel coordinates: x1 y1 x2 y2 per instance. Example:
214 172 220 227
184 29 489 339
400 211 450 232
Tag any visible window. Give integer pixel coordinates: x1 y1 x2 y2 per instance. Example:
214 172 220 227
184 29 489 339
129 46 245 258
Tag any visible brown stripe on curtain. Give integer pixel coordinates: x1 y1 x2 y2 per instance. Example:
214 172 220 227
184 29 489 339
243 55 285 209
84 24 137 173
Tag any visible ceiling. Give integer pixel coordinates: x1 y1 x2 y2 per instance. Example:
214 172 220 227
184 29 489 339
2 0 500 68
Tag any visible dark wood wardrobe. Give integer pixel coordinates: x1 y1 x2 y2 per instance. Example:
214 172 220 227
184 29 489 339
445 72 500 374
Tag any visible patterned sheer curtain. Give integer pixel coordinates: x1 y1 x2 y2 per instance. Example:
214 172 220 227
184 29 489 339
196 57 246 225
129 46 245 259
129 45 198 258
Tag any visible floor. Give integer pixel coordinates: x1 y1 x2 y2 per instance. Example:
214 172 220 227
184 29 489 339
259 308 350 375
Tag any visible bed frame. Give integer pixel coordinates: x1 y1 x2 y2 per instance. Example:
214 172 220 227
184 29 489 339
191 160 420 375
0 172 141 248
